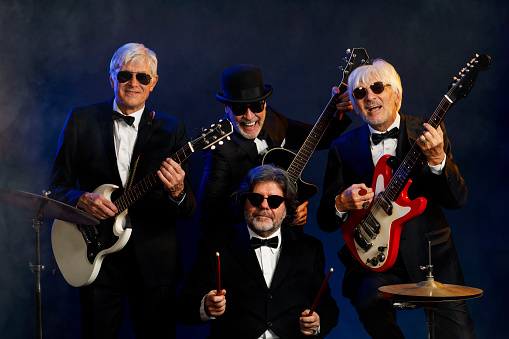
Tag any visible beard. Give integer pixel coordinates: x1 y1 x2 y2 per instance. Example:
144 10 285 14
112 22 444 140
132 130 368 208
245 209 286 238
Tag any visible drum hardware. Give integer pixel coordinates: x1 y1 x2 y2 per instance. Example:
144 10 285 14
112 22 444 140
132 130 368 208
0 188 98 339
379 241 482 339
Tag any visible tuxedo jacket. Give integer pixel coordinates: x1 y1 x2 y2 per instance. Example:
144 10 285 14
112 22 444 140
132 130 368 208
48 99 196 287
198 106 351 234
316 114 468 292
176 225 339 338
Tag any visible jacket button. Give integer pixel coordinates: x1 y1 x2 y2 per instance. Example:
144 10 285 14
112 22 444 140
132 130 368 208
267 294 273 299
267 322 272 327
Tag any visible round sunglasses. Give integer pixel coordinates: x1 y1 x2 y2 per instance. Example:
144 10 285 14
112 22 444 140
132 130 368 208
116 70 152 86
352 82 391 100
245 193 285 209
228 101 265 116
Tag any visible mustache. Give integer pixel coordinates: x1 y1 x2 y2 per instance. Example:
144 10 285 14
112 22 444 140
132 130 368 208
253 211 274 218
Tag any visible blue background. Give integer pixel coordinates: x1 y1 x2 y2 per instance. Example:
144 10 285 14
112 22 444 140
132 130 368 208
0 0 507 338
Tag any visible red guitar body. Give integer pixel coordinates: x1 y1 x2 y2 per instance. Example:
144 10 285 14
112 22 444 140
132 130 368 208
341 155 427 271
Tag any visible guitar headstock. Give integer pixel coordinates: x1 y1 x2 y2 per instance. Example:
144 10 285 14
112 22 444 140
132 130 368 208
191 119 233 150
447 54 491 103
338 48 369 91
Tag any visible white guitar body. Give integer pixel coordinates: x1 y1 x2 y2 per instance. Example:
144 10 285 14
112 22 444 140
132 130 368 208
51 184 131 287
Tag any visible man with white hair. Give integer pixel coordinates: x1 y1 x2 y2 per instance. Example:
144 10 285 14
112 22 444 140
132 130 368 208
317 59 475 338
48 43 196 338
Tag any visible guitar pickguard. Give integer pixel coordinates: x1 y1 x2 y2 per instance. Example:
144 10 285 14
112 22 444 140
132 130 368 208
341 155 427 271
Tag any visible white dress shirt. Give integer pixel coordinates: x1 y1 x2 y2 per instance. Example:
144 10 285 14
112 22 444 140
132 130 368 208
112 101 144 187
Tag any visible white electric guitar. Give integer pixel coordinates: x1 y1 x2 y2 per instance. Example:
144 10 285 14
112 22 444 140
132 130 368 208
52 119 233 287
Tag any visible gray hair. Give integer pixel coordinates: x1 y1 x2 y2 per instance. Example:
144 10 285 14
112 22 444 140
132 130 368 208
236 165 298 226
109 43 158 77
348 58 402 112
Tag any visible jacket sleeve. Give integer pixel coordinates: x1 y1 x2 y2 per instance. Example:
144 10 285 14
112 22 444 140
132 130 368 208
316 140 345 233
47 109 87 206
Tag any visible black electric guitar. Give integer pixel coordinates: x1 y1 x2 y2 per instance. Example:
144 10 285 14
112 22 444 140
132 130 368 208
342 54 491 272
51 119 233 287
262 48 369 202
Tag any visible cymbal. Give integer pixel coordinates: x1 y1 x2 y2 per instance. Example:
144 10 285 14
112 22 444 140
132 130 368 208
379 280 483 302
0 188 99 225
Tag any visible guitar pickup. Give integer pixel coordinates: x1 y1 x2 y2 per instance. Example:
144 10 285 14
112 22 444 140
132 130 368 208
360 212 380 235
378 194 393 215
354 227 373 252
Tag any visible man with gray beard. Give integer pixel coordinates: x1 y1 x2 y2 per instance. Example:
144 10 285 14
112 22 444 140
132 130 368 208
198 64 352 235
177 165 339 338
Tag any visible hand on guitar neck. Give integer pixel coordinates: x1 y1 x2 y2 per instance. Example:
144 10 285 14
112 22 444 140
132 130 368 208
335 184 374 212
331 87 354 119
419 123 446 167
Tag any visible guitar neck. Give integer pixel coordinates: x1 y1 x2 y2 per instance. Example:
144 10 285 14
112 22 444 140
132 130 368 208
286 83 347 183
113 142 195 214
383 96 452 201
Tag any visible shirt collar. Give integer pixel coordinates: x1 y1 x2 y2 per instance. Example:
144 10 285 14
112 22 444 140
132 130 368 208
112 101 145 131
247 226 282 249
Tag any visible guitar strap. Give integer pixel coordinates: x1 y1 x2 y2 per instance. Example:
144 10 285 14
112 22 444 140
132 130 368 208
124 111 156 192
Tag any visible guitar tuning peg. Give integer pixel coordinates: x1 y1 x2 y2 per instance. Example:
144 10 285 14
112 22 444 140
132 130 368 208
219 141 224 145
338 65 344 71
346 49 351 54
211 124 215 127
227 136 231 140
211 145 216 150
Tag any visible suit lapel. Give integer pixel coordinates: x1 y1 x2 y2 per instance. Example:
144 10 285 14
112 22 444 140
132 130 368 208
348 125 375 183
269 227 296 291
98 99 122 185
130 108 155 171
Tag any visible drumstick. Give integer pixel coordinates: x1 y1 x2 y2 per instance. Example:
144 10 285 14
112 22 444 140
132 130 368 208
309 268 333 315
215 252 222 295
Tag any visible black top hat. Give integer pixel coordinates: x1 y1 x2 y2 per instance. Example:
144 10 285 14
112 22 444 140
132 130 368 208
216 64 273 104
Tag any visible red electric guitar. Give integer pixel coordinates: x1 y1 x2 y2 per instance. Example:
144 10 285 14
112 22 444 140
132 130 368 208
342 54 491 271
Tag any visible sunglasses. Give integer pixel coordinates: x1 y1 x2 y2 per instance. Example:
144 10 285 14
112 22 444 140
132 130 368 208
246 193 285 209
116 70 152 86
352 82 391 100
228 101 265 116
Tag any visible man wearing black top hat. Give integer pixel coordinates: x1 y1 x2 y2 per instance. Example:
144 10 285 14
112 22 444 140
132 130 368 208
198 64 352 235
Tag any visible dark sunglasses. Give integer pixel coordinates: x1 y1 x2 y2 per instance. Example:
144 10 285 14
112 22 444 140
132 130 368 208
246 193 285 209
352 82 391 100
116 70 152 86
228 101 265 116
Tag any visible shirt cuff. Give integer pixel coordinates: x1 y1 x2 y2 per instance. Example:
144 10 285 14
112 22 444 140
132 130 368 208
200 295 215 321
428 155 446 175
334 196 348 221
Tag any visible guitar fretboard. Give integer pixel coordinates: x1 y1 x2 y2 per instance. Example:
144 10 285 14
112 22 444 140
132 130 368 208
383 96 452 202
113 144 195 215
286 82 347 184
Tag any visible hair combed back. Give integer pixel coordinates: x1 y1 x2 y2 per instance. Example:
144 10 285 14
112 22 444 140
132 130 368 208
236 165 298 226
109 43 158 77
348 58 402 112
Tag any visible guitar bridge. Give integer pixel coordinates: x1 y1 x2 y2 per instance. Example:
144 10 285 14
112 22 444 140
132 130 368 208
354 226 373 252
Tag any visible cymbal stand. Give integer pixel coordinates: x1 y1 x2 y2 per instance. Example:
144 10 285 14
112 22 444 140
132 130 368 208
29 190 49 339
420 241 435 339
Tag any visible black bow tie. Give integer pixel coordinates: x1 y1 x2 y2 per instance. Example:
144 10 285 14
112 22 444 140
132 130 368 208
112 111 135 126
250 236 279 249
371 127 399 145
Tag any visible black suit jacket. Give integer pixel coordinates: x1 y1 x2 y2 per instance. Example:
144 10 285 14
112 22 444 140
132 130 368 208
198 106 351 234
176 225 339 338
48 99 196 286
316 114 468 292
